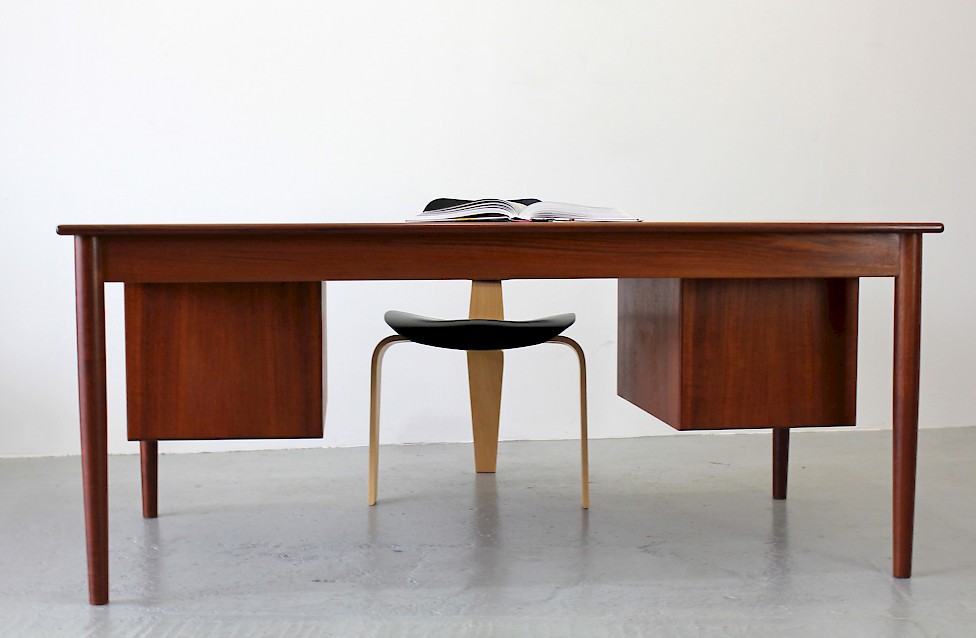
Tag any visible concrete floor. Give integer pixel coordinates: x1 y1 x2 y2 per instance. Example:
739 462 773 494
1 427 975 637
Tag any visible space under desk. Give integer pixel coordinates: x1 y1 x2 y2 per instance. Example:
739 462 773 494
57 221 943 604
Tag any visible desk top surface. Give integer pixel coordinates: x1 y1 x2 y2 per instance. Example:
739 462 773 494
57 221 944 237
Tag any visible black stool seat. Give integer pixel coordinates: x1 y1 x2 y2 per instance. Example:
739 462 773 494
384 310 575 351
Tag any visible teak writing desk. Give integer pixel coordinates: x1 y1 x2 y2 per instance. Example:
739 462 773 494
57 221 943 604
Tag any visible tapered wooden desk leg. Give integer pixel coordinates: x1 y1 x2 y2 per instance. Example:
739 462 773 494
772 428 789 500
140 441 158 519
75 236 109 605
468 281 504 473
893 234 923 578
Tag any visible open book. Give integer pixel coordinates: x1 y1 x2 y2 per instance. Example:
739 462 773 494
410 198 640 222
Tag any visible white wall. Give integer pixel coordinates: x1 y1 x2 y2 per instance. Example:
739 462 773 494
1 1 973 457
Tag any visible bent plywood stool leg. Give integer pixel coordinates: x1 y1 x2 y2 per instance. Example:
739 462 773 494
368 335 409 506
369 333 589 509
467 280 504 473
548 335 589 509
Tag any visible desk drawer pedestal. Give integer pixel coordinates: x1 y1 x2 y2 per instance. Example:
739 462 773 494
618 278 858 430
124 282 324 440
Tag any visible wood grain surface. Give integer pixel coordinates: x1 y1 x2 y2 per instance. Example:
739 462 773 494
618 277 858 430
53 223 944 283
124 282 323 440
